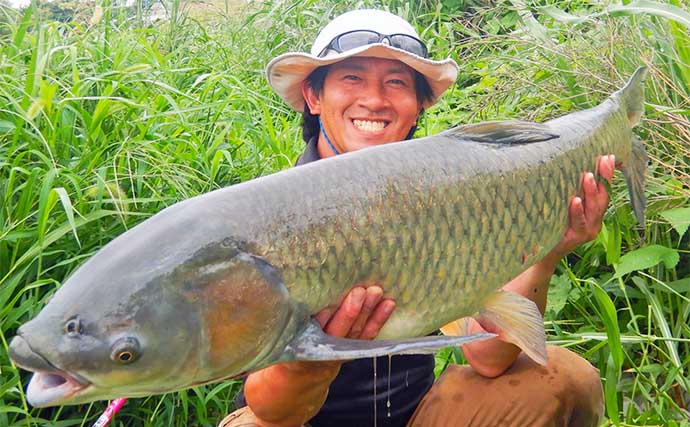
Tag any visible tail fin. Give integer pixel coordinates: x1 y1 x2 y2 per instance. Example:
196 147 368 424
621 135 648 225
614 67 649 225
614 66 648 126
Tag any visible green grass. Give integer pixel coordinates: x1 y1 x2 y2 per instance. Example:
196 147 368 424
1 0 689 426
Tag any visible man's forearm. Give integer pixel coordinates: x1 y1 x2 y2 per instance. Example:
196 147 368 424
244 361 342 427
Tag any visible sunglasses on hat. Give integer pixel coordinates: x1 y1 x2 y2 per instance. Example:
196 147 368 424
318 30 429 59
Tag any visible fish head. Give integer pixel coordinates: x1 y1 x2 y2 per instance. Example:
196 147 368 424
9 202 299 407
8 248 205 407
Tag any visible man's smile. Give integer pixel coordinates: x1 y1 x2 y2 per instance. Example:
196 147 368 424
352 119 389 132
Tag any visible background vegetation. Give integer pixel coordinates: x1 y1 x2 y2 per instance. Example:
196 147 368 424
0 0 688 425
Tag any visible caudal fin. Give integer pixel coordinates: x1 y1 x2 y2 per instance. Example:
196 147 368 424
614 66 648 126
621 135 648 224
615 67 649 224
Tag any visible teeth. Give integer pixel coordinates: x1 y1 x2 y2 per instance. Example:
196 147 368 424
353 119 386 132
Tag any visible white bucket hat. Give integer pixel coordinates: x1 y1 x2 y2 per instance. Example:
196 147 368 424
266 9 459 112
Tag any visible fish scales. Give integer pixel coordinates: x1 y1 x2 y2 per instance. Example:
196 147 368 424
252 104 626 339
8 68 648 406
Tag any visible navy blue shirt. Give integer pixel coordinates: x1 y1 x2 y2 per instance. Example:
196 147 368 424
235 137 435 427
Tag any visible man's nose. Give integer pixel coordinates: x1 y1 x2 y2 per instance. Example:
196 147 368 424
358 82 390 111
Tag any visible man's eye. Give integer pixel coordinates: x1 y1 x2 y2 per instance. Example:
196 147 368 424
344 75 361 81
388 79 407 86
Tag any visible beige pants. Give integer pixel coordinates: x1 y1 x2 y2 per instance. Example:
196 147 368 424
219 346 604 427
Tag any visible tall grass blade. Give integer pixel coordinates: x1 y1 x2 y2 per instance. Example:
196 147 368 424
53 187 81 247
608 0 690 29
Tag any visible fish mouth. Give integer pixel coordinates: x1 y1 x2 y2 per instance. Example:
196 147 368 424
9 335 91 407
26 370 90 407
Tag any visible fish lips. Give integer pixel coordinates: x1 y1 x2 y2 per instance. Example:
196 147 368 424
9 335 91 407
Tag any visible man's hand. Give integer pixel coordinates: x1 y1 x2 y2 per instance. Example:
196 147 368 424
314 285 396 339
552 154 615 258
244 286 395 427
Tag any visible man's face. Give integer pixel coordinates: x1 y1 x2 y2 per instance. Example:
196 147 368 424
303 57 423 155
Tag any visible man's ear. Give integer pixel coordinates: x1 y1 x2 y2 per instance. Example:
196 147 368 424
302 81 321 115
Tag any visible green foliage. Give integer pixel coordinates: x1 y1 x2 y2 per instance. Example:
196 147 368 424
0 0 689 426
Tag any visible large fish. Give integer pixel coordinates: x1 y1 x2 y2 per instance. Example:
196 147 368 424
9 68 648 408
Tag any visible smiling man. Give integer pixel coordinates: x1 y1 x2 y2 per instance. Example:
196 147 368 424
304 57 423 155
220 9 608 427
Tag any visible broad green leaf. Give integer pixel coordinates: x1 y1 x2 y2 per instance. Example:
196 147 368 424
669 278 690 293
546 273 571 318
614 245 680 278
659 207 690 239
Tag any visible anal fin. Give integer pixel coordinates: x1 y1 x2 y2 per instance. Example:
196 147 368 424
440 317 469 336
478 290 547 365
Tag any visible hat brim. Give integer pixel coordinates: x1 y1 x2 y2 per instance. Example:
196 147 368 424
266 43 458 112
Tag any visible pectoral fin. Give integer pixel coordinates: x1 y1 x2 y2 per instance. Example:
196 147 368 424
281 321 496 362
469 290 547 365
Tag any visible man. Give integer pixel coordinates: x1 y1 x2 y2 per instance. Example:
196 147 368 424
221 9 610 427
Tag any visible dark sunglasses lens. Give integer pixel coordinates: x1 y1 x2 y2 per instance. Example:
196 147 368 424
337 31 381 51
390 35 428 57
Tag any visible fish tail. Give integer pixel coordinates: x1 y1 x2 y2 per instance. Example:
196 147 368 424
615 66 648 126
621 135 648 225
443 290 547 365
614 67 649 225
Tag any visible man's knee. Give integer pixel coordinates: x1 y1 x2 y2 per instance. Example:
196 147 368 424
408 345 604 427
219 406 310 427
218 407 261 427
546 346 604 426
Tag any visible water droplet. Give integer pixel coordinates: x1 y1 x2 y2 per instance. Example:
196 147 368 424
387 355 392 418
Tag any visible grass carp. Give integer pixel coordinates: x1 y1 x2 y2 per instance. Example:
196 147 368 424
9 68 648 407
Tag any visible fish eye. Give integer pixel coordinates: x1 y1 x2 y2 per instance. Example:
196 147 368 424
117 351 134 363
110 337 140 364
65 317 82 337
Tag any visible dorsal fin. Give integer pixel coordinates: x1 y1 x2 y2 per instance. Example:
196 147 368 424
442 120 559 146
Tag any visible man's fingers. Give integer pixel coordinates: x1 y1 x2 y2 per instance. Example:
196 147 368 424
582 172 598 207
582 171 609 224
359 299 396 340
599 155 615 183
346 286 384 338
323 287 365 338
569 196 586 231
313 284 395 340
313 307 335 329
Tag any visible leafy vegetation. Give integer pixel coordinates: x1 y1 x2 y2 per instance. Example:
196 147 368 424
1 0 688 426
